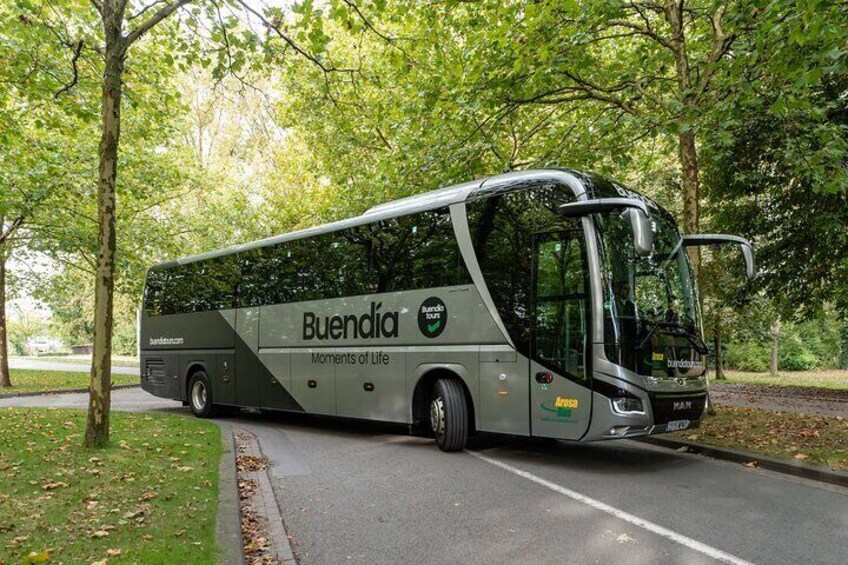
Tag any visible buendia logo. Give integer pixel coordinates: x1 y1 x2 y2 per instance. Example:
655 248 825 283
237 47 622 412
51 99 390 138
418 297 447 338
303 302 399 341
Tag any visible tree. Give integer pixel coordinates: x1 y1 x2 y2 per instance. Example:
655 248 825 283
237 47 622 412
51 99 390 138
20 0 376 446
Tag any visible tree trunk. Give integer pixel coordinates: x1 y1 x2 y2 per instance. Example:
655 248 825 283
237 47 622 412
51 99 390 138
0 228 11 388
85 19 125 448
769 318 781 376
840 314 848 370
678 131 701 280
713 314 724 380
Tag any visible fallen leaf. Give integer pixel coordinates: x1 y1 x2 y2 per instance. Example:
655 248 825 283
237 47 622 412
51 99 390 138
90 530 109 538
794 453 809 460
744 461 759 468
106 549 122 557
174 529 186 537
24 550 51 564
42 482 68 491
140 492 158 501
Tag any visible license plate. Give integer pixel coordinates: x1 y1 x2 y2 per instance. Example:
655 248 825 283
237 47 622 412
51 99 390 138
666 419 690 432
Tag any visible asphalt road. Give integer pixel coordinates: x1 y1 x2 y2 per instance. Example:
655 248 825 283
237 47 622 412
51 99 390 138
2 389 846 565
8 358 139 375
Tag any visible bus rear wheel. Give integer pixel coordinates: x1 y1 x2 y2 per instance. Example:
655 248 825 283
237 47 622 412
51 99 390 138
430 379 468 452
188 371 218 418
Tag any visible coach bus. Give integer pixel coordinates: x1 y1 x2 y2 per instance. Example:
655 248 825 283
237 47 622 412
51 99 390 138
139 169 753 451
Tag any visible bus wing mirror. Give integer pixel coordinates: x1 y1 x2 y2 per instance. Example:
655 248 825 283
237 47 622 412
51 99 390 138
560 198 654 257
681 234 755 280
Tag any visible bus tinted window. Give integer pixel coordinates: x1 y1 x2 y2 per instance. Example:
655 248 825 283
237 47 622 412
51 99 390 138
373 208 470 292
161 255 238 315
233 207 469 308
143 268 168 316
468 184 576 356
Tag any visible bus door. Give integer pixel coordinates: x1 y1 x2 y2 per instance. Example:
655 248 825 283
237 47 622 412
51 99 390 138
530 229 592 440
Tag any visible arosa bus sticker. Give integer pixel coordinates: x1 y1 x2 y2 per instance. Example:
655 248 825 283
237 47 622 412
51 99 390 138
418 297 447 338
540 397 580 421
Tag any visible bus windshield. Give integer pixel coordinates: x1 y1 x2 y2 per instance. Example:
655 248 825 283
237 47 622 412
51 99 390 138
596 208 703 376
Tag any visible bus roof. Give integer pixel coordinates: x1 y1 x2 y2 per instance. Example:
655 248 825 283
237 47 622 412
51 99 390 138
151 168 632 269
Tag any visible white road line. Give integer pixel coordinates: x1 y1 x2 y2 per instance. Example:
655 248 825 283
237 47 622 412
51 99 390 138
467 450 754 565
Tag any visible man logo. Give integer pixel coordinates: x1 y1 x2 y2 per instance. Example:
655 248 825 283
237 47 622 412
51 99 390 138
673 400 693 411
418 297 447 338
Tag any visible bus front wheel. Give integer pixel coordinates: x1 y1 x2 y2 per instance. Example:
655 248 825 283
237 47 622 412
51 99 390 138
188 371 218 418
430 379 468 452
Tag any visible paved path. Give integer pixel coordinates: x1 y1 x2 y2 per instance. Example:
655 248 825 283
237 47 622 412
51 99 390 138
711 384 848 418
2 389 846 564
9 358 139 375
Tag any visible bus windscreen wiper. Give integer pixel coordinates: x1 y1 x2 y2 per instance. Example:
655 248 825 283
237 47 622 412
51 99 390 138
637 321 708 355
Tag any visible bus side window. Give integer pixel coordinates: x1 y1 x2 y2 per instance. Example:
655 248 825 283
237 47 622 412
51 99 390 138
143 268 168 316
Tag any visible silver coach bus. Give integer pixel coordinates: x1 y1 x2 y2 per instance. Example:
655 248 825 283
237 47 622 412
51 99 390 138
140 169 753 451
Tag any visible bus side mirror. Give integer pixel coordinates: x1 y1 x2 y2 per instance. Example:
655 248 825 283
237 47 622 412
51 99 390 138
560 198 654 258
621 208 654 258
681 234 755 280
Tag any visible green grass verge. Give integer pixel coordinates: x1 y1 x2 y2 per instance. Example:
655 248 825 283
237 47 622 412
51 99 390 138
674 406 848 471
12 356 139 368
720 370 848 390
1 369 138 395
0 408 221 564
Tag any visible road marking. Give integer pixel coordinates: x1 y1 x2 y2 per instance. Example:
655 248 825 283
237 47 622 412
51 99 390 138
467 450 754 565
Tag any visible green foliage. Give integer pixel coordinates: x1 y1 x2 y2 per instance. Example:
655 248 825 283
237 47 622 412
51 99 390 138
725 343 770 373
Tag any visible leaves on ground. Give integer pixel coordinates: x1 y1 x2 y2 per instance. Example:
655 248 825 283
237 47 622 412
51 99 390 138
674 405 848 470
0 408 220 564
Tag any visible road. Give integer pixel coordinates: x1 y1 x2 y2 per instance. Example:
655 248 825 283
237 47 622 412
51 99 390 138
2 388 845 565
8 358 139 375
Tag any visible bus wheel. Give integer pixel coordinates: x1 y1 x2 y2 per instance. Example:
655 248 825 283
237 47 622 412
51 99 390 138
189 371 217 418
430 379 468 452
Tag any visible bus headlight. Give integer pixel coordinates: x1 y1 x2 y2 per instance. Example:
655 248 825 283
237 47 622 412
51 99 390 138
611 397 645 415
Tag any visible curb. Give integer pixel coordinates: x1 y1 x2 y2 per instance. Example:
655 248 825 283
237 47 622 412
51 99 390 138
233 425 298 565
0 383 140 400
215 422 245 565
638 436 848 488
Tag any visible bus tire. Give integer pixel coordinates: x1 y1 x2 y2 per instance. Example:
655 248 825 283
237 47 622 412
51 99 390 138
430 378 468 452
188 371 218 418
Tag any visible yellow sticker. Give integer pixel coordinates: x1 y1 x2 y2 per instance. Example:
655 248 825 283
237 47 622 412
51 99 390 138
555 397 579 409
652 352 665 361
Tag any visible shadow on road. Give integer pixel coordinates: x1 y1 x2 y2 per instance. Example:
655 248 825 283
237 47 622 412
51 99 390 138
193 406 691 476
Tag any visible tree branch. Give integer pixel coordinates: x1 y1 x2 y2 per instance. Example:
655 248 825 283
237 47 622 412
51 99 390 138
54 40 84 99
124 0 192 49
232 0 357 75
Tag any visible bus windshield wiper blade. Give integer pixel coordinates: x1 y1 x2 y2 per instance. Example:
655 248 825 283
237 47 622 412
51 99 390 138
637 321 708 355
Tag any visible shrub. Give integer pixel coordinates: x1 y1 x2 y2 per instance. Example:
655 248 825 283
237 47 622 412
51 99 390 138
725 342 769 372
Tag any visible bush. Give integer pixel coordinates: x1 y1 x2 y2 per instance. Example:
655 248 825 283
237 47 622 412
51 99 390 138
725 342 770 372
779 335 822 371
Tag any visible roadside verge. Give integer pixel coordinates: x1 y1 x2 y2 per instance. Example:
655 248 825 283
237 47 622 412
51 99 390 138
639 435 848 488
0 383 139 400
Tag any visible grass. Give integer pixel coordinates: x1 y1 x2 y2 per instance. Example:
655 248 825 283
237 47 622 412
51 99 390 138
0 408 221 564
1 369 138 395
11 355 139 368
719 369 848 390
674 405 848 471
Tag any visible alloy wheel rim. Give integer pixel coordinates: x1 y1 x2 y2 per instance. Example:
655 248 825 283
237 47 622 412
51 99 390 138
191 380 207 411
430 395 445 438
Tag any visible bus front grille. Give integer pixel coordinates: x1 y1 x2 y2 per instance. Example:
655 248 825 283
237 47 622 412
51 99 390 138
650 393 707 424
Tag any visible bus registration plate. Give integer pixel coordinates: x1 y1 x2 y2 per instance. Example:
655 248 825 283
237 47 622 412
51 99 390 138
666 420 690 432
